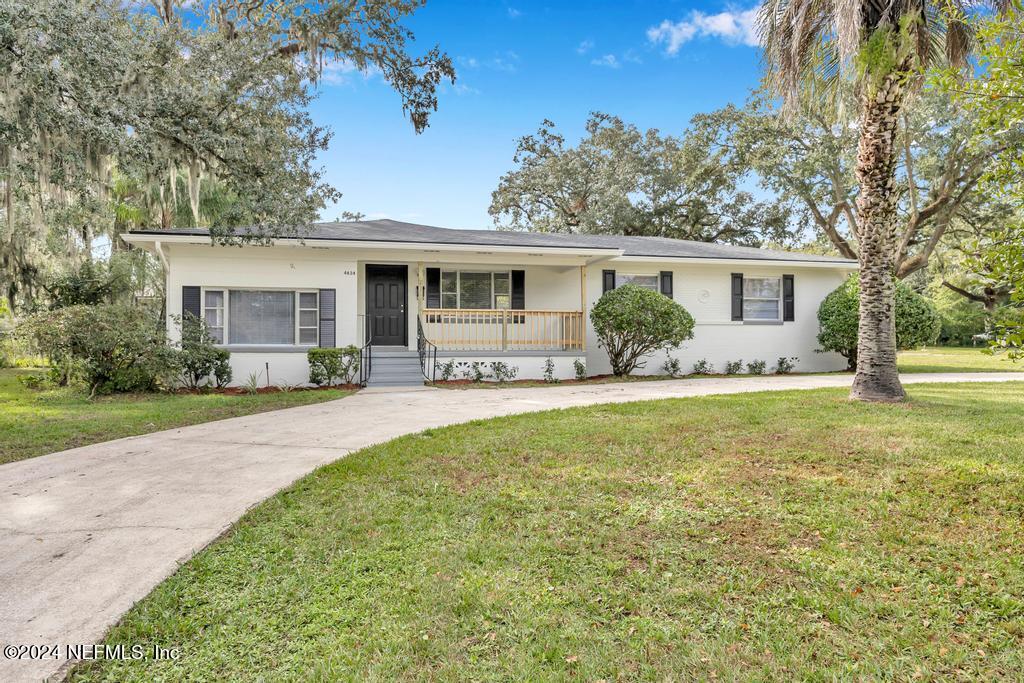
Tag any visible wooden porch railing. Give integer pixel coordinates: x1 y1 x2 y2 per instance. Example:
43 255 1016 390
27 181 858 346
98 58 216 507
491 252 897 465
420 309 584 352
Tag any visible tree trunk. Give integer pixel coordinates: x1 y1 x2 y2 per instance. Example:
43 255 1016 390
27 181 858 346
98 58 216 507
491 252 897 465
850 73 907 402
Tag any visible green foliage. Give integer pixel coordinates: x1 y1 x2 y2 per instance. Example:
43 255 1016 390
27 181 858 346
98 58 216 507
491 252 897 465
774 357 799 374
929 285 990 346
746 359 767 375
590 285 695 376
692 359 714 375
173 316 232 390
18 304 174 394
17 372 47 390
573 358 587 381
242 372 262 395
818 275 941 368
725 360 744 375
542 357 559 383
438 359 457 381
490 113 793 245
489 362 518 383
307 347 360 386
661 357 683 378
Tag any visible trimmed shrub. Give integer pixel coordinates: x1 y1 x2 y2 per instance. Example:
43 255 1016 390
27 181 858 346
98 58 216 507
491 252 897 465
438 359 457 381
590 285 695 376
818 275 941 370
308 346 360 386
746 359 767 375
542 357 558 383
725 359 743 375
18 304 174 394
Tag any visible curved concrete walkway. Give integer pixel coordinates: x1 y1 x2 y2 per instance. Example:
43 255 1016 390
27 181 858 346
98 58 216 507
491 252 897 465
2 372 1021 681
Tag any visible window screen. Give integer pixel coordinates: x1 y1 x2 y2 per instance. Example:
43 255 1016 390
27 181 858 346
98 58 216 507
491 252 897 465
229 291 295 344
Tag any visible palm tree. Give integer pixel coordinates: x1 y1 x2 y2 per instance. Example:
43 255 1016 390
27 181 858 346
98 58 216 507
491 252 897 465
757 0 1000 402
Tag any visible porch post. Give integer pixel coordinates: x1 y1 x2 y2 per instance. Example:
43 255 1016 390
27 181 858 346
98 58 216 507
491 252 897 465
580 264 587 351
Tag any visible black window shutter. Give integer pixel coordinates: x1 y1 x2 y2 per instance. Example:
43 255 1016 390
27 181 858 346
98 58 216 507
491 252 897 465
319 288 336 347
425 268 441 308
511 270 525 310
782 274 795 322
731 274 744 321
659 271 673 298
602 269 616 294
182 286 201 320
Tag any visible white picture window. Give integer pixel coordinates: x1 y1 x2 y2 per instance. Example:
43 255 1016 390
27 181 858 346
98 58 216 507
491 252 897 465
439 271 513 309
743 277 781 321
615 273 659 291
202 289 319 345
203 290 224 343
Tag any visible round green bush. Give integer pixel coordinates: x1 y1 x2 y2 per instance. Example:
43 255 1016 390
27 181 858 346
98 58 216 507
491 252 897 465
590 284 695 376
817 275 941 369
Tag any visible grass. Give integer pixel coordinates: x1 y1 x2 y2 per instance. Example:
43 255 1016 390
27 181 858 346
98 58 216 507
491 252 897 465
898 346 1023 374
69 381 1024 681
0 368 352 464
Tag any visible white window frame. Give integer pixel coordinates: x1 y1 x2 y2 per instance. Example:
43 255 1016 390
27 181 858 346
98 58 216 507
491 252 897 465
203 290 225 344
297 291 319 346
201 288 320 346
742 276 782 322
439 270 513 309
615 273 659 292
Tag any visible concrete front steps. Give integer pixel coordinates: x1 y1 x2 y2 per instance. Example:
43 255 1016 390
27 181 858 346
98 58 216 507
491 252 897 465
366 347 426 387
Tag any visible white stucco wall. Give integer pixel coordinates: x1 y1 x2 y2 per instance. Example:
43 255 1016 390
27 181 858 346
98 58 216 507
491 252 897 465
162 242 852 385
583 261 852 376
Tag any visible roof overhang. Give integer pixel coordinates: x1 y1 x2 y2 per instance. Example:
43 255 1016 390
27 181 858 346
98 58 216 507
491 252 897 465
616 255 859 270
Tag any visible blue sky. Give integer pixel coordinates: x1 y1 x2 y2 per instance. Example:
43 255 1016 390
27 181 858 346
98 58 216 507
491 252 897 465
310 0 764 229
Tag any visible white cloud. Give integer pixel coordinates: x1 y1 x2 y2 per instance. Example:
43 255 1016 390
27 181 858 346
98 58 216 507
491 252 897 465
577 39 594 55
320 58 381 85
507 6 522 18
647 6 760 54
590 54 620 69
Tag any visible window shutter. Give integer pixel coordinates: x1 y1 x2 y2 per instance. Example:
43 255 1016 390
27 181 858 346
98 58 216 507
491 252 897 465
319 288 336 347
511 270 525 310
182 286 201 321
659 271 673 298
425 268 441 308
782 274 795 322
602 269 616 294
731 274 743 321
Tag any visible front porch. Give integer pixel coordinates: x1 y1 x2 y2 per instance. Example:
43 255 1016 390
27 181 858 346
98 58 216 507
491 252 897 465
419 308 585 352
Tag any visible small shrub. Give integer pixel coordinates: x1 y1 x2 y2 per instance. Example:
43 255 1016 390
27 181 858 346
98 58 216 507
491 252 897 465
725 359 743 375
307 346 360 386
543 357 558 383
243 371 261 395
17 372 47 390
746 359 767 375
174 315 231 390
212 350 232 388
18 303 174 394
573 358 587 381
692 358 713 374
489 362 518 383
818 274 941 369
661 356 683 378
590 285 695 376
466 362 488 382
774 356 798 374
438 359 457 381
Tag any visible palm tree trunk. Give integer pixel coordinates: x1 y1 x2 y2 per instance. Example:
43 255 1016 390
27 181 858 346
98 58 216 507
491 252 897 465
850 72 907 402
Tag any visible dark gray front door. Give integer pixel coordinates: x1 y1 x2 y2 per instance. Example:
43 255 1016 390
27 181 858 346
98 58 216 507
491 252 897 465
366 265 407 346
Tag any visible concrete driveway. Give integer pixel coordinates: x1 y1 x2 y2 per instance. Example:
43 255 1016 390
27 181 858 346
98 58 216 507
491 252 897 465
1 372 1021 682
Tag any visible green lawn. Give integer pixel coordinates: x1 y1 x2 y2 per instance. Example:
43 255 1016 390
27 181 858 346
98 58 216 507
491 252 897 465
0 368 352 464
898 346 1023 374
70 382 1024 681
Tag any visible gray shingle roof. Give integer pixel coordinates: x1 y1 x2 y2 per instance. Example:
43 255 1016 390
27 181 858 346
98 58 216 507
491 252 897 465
131 219 857 265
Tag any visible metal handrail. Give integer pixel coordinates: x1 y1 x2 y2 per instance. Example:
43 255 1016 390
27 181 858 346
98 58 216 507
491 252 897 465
358 318 373 387
417 315 437 383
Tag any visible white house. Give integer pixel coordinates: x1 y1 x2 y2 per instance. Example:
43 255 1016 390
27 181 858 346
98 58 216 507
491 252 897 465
122 219 858 386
